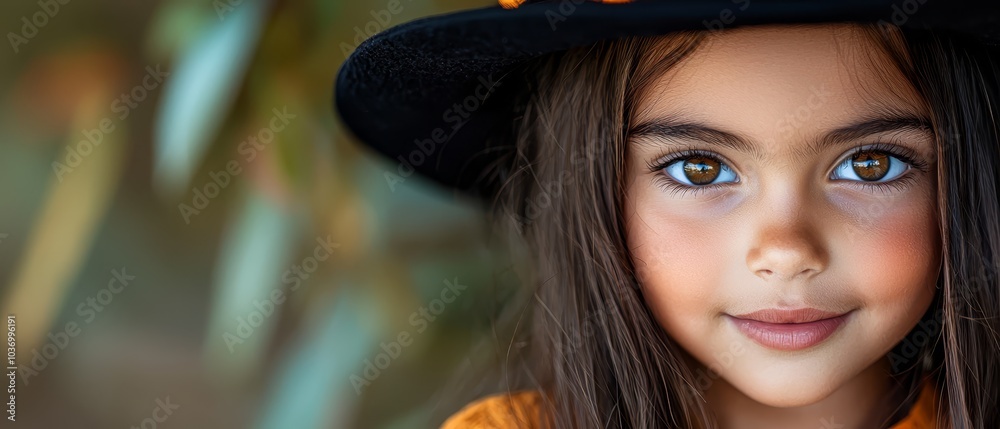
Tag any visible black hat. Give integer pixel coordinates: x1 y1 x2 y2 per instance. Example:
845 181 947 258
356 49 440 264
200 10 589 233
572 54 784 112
334 0 999 199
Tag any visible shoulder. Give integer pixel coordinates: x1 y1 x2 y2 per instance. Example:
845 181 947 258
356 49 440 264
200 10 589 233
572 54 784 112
440 390 546 429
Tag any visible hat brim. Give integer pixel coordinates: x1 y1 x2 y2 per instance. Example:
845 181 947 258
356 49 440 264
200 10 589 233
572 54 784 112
335 0 998 199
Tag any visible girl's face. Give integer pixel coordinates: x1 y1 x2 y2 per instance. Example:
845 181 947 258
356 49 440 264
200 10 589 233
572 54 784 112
624 25 941 407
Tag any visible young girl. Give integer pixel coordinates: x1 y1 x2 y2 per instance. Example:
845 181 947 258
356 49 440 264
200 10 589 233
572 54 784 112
335 1 1000 428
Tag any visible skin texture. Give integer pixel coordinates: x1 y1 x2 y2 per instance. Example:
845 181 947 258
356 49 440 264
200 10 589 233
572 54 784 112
623 25 941 428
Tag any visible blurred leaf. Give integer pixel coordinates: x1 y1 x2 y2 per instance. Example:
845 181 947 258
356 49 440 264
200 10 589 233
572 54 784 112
153 0 270 196
254 286 378 429
203 187 297 383
144 0 215 60
1 91 127 353
8 48 126 136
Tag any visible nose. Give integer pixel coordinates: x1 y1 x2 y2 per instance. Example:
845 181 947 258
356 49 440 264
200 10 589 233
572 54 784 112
746 220 829 283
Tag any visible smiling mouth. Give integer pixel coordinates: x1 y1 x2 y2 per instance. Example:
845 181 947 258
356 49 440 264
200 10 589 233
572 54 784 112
725 308 854 351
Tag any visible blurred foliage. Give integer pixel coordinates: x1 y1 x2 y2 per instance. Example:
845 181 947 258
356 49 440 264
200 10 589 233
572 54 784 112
0 0 517 428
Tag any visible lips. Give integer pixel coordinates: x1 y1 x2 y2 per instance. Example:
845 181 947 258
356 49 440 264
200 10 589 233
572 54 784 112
732 308 847 324
726 308 854 351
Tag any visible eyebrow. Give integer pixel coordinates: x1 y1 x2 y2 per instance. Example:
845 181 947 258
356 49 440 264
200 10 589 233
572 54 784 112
628 115 933 160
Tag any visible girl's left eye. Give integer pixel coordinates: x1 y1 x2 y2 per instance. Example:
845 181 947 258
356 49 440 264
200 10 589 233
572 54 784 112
830 150 909 183
661 155 738 186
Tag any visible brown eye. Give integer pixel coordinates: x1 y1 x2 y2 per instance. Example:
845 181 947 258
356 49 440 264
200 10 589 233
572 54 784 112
659 152 737 188
851 151 890 181
683 156 721 185
831 147 910 185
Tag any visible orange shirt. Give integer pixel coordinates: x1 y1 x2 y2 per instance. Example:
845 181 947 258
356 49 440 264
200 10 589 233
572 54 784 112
442 380 940 428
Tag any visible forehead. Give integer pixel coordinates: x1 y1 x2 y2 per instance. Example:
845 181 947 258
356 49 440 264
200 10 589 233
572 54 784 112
633 25 928 147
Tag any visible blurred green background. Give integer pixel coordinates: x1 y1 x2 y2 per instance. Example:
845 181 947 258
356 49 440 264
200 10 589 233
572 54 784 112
0 0 523 427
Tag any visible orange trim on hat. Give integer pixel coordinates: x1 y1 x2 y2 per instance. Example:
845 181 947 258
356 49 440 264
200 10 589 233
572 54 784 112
500 0 633 10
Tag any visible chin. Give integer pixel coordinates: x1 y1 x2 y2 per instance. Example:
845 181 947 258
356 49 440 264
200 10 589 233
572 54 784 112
722 366 845 408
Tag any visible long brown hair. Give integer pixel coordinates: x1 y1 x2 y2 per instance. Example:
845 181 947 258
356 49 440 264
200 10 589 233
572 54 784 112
461 23 1000 429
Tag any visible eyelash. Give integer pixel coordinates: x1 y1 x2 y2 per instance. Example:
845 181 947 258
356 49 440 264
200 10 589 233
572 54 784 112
644 141 931 197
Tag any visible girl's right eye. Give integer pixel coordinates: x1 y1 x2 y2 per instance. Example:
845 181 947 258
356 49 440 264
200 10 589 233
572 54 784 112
662 155 739 186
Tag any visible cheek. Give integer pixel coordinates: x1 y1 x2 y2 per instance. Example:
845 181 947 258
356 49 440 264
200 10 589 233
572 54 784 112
625 187 734 335
837 194 940 323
